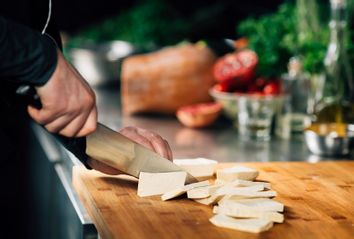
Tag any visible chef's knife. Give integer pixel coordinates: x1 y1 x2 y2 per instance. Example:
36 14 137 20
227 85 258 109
17 85 198 184
87 123 198 183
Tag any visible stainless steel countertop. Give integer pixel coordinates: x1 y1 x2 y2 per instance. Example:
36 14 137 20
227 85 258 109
93 84 354 163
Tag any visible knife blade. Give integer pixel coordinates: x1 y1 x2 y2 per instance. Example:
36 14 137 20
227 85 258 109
86 123 198 184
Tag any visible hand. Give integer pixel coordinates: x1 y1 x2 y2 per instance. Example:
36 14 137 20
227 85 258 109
87 126 173 175
28 49 97 137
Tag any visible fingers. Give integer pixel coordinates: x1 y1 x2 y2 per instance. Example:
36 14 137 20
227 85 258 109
119 127 155 152
75 107 98 137
136 128 171 160
86 158 122 175
119 126 173 161
27 105 62 125
164 139 173 161
29 102 97 138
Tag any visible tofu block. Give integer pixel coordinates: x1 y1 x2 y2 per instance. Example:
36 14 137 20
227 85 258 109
187 185 221 199
173 158 218 179
209 214 273 233
138 171 187 197
161 180 209 201
219 198 284 212
215 179 271 189
217 166 259 182
214 204 284 223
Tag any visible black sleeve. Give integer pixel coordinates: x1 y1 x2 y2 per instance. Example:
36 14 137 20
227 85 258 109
0 16 92 169
0 16 57 86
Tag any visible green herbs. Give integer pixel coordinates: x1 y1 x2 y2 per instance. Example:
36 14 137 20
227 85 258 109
237 0 354 76
237 3 296 77
66 0 189 51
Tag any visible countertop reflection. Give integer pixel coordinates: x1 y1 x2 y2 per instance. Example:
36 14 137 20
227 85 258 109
93 84 353 163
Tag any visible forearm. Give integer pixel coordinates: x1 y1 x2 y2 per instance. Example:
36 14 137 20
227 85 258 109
0 16 58 85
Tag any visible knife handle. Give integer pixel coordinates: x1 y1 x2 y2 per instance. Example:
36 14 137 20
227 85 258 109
86 123 136 173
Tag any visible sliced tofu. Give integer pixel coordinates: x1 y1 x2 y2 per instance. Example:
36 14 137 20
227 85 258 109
161 180 209 201
218 198 284 212
219 190 277 201
193 185 265 205
209 214 274 233
215 179 271 189
216 166 259 182
173 158 218 179
214 204 284 223
194 193 225 205
187 185 221 199
138 171 187 197
216 184 265 195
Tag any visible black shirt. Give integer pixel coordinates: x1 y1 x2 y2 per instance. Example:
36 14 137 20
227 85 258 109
0 0 90 168
0 0 59 86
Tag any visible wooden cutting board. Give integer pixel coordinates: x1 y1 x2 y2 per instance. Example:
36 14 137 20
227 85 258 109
72 161 354 239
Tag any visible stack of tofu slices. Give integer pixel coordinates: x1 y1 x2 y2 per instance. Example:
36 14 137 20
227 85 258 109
137 158 284 233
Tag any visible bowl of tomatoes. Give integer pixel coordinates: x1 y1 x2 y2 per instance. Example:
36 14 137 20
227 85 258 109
209 49 285 121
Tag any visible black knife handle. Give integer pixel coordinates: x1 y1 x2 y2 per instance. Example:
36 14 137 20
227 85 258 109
16 85 92 169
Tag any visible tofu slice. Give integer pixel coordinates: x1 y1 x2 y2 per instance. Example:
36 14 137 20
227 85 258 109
161 180 209 201
214 204 284 223
218 198 284 212
138 171 187 197
220 190 277 201
215 179 271 189
216 166 259 182
187 185 221 199
194 185 266 205
209 214 274 233
173 158 217 179
194 193 225 205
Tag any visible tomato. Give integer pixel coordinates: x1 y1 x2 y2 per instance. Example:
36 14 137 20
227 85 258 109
213 49 258 86
263 81 281 95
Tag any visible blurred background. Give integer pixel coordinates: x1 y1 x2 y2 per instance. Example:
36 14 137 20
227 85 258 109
56 0 283 42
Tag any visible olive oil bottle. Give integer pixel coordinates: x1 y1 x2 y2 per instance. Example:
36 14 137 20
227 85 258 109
313 0 354 124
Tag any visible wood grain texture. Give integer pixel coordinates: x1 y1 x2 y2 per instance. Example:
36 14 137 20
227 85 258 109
72 161 354 239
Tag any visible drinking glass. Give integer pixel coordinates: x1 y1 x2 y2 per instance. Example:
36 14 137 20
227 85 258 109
237 94 282 141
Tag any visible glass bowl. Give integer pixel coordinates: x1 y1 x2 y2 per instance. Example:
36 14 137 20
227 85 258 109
209 87 285 140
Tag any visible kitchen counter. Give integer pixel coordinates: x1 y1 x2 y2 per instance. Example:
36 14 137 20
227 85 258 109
93 84 354 163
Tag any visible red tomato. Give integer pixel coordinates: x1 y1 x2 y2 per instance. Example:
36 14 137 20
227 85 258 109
213 49 258 86
263 81 281 95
